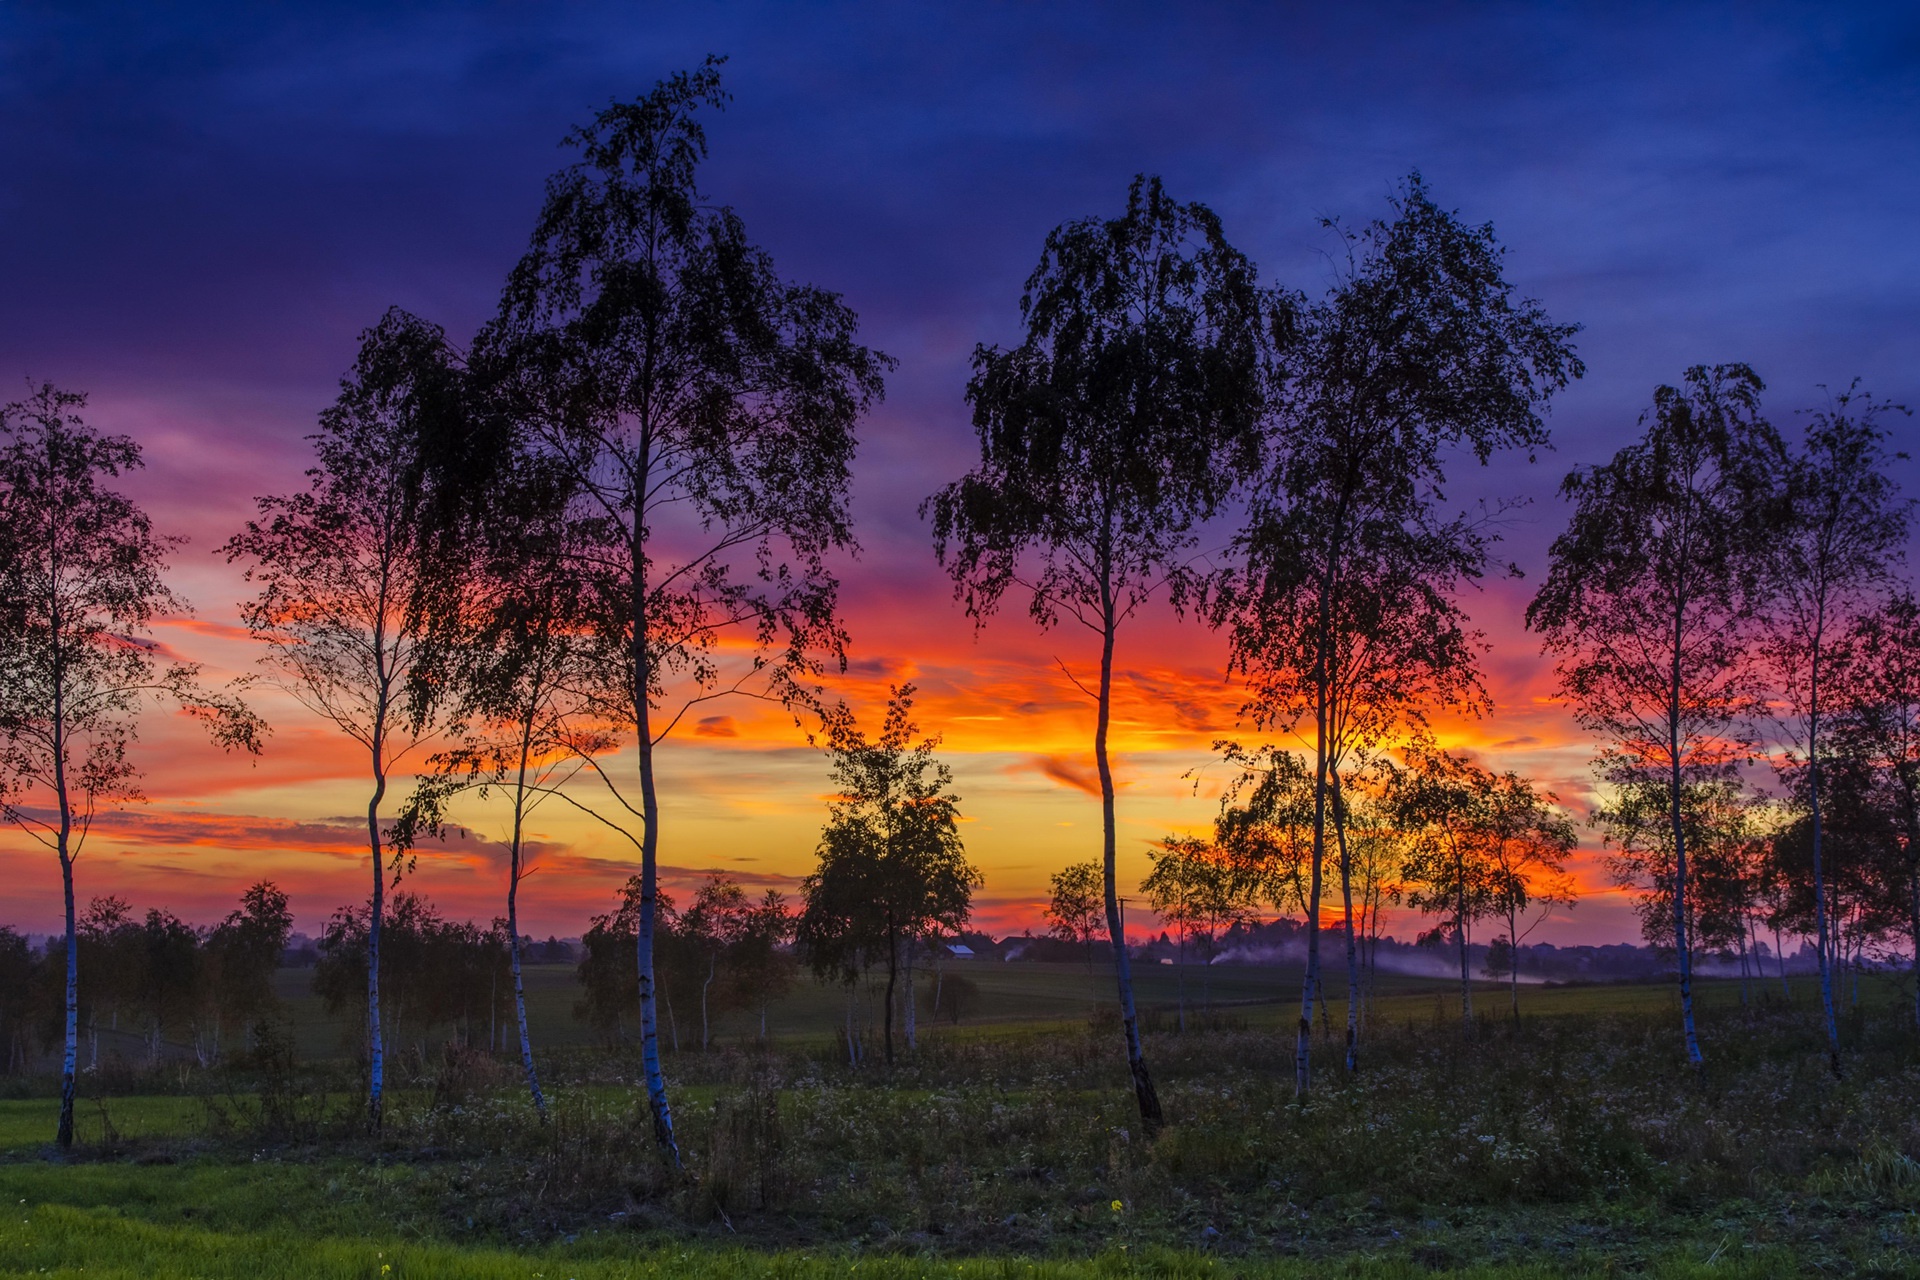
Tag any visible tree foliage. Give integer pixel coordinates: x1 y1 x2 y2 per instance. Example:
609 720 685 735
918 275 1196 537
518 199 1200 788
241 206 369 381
227 310 469 1128
797 685 979 1064
479 58 887 1156
1215 174 1581 1088
1755 383 1911 1067
1828 592 1920 1024
927 174 1265 1125
1528 363 1779 1066
1044 861 1106 965
0 382 262 1147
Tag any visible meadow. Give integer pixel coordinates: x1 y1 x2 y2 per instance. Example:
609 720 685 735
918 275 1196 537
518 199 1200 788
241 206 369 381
6 962 1920 1277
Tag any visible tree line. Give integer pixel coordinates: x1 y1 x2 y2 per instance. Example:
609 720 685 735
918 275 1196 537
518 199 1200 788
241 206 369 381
0 872 809 1086
2 57 1913 1154
0 882 289 1076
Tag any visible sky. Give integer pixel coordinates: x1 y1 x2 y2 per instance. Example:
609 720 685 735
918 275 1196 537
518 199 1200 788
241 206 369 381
2 2 1918 945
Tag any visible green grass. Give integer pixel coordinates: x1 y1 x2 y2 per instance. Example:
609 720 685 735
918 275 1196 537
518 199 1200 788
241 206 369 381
0 1152 1850 1279
0 1094 204 1149
267 957 1672 1060
8 969 1920 1276
1 1200 1843 1280
0 1204 1831 1279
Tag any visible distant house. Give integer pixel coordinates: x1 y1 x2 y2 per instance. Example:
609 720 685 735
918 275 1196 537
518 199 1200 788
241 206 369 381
947 943 976 959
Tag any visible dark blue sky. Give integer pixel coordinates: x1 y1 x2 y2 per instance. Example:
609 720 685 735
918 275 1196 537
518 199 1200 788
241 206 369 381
3 1 1917 567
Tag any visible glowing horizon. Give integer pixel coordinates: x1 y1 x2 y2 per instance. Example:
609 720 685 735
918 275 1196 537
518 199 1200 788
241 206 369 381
0 546 1648 946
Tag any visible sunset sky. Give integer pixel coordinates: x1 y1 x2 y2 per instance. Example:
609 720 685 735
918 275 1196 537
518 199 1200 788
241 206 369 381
3 3 1917 945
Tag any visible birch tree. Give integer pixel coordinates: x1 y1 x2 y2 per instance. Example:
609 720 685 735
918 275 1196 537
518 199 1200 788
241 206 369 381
0 383 262 1147
394 449 607 1121
1474 769 1576 1018
1212 743 1318 925
0 929 33 1075
1830 592 1920 1027
1757 385 1909 1072
1045 861 1106 971
1600 768 1759 998
200 880 293 1059
481 60 885 1158
1340 776 1408 1017
1214 176 1581 1088
927 176 1266 1126
1389 749 1506 1025
1142 836 1256 1024
227 310 463 1128
1141 839 1204 1028
796 686 980 1065
730 889 797 1042
681 872 749 1053
1527 364 1778 1066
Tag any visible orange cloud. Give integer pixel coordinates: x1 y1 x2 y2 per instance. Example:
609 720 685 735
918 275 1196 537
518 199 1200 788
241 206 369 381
1014 753 1102 797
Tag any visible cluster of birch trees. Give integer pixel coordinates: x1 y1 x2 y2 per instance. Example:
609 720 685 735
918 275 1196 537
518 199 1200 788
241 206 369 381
1532 369 1917 1077
795 684 982 1067
929 166 1583 1123
930 119 1914 1120
1100 743 1576 1032
310 889 558 1078
0 61 884 1154
3 58 1913 1159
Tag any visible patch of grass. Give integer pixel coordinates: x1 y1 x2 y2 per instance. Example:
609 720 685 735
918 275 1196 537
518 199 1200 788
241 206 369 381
0 1093 205 1150
0 1200 1833 1278
269 958 1722 1061
8 975 1920 1275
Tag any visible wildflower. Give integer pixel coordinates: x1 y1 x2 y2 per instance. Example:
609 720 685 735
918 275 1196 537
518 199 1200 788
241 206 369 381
1111 1199 1124 1213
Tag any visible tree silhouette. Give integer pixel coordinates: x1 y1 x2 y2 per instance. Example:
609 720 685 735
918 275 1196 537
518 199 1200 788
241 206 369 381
927 176 1266 1126
1757 384 1910 1071
131 908 199 1065
312 893 511 1061
1528 364 1778 1066
393 445 608 1122
72 895 135 1071
1215 175 1581 1087
1044 861 1107 971
0 928 33 1075
1337 772 1409 1018
573 877 674 1049
730 889 798 1042
796 686 979 1065
1480 776 1577 1019
480 59 886 1158
0 383 261 1148
680 872 750 1053
1142 836 1257 1025
1211 744 1318 925
202 880 294 1057
1830 592 1920 1026
1601 768 1762 1000
1764 753 1902 1009
227 311 463 1129
1389 749 1508 1025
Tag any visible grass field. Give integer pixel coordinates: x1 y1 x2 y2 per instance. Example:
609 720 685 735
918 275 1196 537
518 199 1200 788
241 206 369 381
5 965 1918 1277
34 957 1749 1090
257 955 1754 1061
